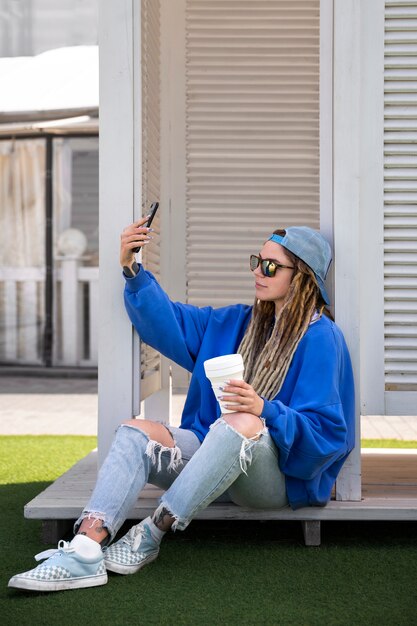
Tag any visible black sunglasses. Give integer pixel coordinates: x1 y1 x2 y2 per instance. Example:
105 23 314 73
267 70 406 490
250 254 294 278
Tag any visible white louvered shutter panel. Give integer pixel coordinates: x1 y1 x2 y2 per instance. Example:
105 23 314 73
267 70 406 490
185 0 320 307
384 1 417 394
141 0 162 398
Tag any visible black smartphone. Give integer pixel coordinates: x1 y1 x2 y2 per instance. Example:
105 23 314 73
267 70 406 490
133 202 159 253
146 201 159 228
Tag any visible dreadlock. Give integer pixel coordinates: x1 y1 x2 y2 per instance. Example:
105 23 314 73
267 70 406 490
238 229 333 400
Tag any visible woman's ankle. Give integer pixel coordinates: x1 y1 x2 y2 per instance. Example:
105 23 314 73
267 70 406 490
77 517 109 545
152 506 174 532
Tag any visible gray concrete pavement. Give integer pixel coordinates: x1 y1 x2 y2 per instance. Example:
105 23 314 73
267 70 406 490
0 376 417 439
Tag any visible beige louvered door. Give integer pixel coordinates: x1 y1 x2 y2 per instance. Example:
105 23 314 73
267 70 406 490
140 0 162 398
185 0 320 307
384 1 417 411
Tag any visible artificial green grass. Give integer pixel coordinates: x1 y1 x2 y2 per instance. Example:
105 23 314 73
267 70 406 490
0 435 97 484
361 438 417 448
1 436 416 626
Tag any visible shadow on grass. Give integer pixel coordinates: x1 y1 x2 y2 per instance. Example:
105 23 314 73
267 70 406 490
1 481 416 626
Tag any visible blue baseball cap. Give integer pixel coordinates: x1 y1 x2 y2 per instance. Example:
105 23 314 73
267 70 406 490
269 227 332 305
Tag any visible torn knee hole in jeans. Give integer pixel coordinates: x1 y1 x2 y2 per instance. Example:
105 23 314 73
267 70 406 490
145 439 182 473
118 422 182 473
214 416 268 440
214 417 268 475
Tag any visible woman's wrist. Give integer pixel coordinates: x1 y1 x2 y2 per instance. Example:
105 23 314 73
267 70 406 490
122 261 140 278
255 396 264 417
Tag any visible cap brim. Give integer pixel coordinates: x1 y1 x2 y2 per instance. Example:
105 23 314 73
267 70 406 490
316 276 330 305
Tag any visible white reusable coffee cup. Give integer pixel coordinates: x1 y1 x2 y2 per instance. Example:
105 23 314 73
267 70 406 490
203 353 244 414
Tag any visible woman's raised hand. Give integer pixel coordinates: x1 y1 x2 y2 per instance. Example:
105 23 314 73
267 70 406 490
220 380 264 417
120 217 153 268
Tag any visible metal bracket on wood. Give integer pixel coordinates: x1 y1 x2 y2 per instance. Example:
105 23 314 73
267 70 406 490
301 520 321 546
41 519 74 544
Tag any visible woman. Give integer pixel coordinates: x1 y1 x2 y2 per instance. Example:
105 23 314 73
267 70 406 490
9 219 355 592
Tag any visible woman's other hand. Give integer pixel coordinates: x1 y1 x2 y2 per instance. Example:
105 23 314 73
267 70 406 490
120 217 153 268
221 380 264 417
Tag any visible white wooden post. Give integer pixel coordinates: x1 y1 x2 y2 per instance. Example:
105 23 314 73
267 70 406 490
319 0 333 269
333 0 385 500
333 0 362 501
160 0 188 392
357 0 385 416
98 0 142 464
142 0 187 420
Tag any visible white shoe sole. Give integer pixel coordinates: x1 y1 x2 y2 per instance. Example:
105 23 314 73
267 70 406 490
8 573 108 592
105 552 158 575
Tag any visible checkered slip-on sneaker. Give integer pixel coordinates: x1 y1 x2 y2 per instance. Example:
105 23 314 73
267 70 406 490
104 518 160 575
8 534 107 592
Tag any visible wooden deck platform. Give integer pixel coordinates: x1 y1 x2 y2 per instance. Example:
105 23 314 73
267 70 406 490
25 449 417 546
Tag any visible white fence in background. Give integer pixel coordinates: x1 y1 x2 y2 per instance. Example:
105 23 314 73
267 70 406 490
0 261 99 367
0 267 45 364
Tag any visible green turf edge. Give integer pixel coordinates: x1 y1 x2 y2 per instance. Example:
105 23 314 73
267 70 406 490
361 438 417 448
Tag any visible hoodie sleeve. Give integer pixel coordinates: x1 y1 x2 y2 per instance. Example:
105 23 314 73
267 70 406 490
260 324 352 481
123 266 212 372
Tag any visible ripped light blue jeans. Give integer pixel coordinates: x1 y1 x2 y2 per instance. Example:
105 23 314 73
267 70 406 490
74 417 288 540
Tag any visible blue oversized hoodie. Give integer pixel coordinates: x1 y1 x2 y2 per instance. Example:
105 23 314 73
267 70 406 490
124 267 355 510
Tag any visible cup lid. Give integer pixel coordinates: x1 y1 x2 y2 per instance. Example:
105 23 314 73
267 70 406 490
203 353 244 375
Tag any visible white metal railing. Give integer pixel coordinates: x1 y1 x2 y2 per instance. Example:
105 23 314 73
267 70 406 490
0 260 98 367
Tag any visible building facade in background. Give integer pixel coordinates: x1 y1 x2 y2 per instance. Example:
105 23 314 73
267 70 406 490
0 0 98 57
0 0 99 368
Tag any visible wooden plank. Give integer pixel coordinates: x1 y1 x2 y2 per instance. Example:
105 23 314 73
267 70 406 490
362 452 417 498
25 497 417 522
301 521 321 546
24 450 417 524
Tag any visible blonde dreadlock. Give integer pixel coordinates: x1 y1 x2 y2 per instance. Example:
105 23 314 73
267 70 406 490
238 231 333 401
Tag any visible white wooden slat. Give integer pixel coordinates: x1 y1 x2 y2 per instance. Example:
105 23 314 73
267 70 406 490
78 267 99 281
185 0 320 307
0 267 45 281
60 259 80 366
384 1 417 396
387 346 417 360
88 277 99 364
20 281 39 363
385 312 417 323
4 281 18 361
386 333 417 344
